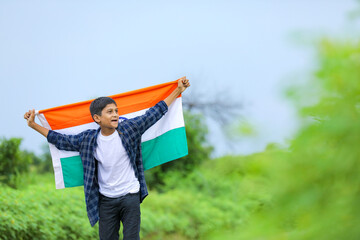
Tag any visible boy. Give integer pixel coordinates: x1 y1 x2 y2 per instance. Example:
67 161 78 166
24 78 190 240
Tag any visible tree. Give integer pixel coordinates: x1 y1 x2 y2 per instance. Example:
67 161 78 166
31 144 53 173
146 85 242 189
145 111 214 189
182 88 242 125
0 138 32 188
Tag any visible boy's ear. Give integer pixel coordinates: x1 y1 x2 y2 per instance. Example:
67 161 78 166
93 114 101 124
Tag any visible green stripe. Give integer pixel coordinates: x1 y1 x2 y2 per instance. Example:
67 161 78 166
59 127 188 188
60 155 84 188
142 127 188 170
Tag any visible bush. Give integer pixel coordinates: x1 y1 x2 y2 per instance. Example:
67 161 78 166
141 154 274 239
0 174 98 240
0 153 272 240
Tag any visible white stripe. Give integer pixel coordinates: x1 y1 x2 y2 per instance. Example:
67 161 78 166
141 97 184 142
49 143 65 189
36 114 65 189
57 122 99 135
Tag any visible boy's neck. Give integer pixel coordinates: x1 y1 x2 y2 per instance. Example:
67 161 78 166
100 128 116 136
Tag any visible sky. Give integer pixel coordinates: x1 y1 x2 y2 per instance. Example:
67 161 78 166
0 0 359 156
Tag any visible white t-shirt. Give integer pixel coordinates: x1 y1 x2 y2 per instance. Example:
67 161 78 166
94 130 140 198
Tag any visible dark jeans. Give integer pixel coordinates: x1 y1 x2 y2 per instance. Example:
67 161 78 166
99 192 141 240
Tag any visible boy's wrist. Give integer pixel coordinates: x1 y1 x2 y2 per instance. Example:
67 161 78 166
176 86 184 94
28 121 37 129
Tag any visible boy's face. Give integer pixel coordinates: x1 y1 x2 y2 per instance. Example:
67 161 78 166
94 103 119 130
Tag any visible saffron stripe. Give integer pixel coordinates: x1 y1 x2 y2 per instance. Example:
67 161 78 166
39 80 182 130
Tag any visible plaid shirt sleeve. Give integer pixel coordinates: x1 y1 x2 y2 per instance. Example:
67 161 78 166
47 130 85 152
130 100 168 135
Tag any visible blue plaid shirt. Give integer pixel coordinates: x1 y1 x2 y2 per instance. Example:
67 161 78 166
47 101 168 226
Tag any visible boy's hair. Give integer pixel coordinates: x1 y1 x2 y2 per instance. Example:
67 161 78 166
89 97 117 121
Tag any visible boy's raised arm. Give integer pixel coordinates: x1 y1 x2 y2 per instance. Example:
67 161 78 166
130 77 190 135
164 77 190 107
24 109 49 138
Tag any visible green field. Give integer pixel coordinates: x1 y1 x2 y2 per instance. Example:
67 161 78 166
0 154 270 240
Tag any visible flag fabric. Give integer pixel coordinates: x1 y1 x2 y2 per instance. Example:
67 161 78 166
37 80 188 189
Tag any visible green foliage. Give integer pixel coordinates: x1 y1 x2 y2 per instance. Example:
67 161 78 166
146 111 213 189
142 153 273 239
235 40 360 239
0 153 271 240
178 111 214 171
0 138 32 188
225 119 258 140
31 144 53 173
0 174 98 240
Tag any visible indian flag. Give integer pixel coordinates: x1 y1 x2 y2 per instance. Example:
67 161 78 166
36 80 188 189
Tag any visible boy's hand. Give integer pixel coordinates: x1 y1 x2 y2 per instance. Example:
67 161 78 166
178 76 190 93
24 109 36 127
24 109 49 137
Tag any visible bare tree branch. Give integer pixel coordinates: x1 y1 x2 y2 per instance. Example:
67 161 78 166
182 87 243 126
